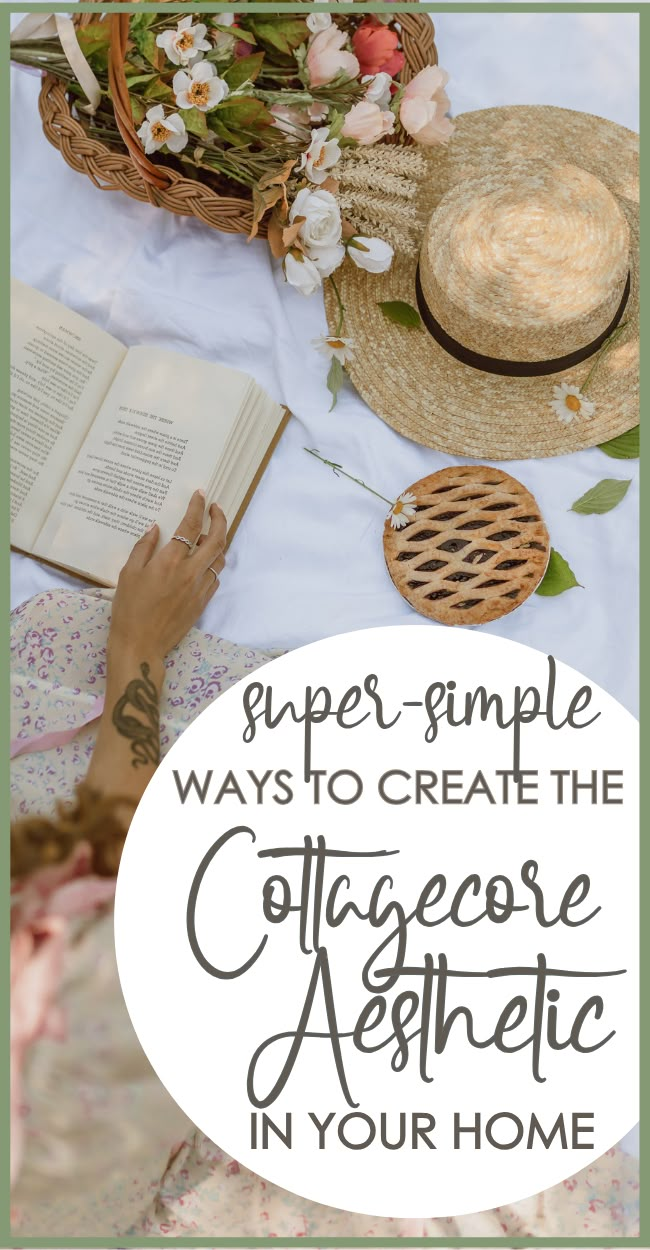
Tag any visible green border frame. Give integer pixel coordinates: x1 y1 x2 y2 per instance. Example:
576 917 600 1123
2 2 643 1244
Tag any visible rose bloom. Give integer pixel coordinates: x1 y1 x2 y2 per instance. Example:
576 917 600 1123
342 100 395 145
399 65 454 146
352 18 405 79
307 25 360 88
290 186 342 254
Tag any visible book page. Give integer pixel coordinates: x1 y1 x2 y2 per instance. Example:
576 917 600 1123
33 346 252 585
10 279 127 551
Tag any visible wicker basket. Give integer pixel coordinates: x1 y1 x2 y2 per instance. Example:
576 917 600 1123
37 7 438 237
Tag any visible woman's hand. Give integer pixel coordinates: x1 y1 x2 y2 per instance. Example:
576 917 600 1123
86 491 226 803
109 490 227 663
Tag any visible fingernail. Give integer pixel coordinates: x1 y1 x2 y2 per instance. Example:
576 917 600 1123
197 488 206 500
145 521 157 533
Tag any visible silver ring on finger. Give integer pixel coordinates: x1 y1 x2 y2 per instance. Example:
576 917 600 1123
172 534 194 552
206 566 219 583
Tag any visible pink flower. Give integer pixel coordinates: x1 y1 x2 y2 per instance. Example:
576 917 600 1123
342 99 395 145
10 845 116 1188
270 104 311 141
352 18 405 79
399 65 454 146
307 26 360 89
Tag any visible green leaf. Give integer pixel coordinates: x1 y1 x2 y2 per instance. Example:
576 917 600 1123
129 13 156 38
535 549 581 597
598 425 640 459
143 77 174 103
215 96 272 130
129 13 160 67
124 72 159 88
213 23 257 45
129 94 147 126
326 357 344 412
378 300 422 331
223 52 265 91
327 110 345 140
570 477 632 515
179 107 210 139
248 17 308 56
76 21 110 58
137 31 161 70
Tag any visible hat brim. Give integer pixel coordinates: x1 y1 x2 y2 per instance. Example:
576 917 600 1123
326 106 639 459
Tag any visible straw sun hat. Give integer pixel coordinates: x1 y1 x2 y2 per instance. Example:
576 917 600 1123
326 106 639 459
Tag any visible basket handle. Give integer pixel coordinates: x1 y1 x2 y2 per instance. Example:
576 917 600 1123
108 13 173 192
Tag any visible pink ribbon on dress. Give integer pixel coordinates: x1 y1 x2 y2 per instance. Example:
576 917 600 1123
10 695 105 759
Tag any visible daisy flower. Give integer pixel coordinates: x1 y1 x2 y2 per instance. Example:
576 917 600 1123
313 334 354 365
550 382 596 425
137 105 188 155
156 16 211 67
388 491 417 529
173 62 229 112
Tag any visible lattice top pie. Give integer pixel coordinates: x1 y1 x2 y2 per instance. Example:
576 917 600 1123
383 466 550 626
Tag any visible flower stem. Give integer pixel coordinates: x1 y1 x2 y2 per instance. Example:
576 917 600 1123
304 448 394 507
328 274 346 337
581 321 629 396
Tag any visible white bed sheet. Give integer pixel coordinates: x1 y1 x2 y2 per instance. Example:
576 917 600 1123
9 7 641 1162
10 12 639 713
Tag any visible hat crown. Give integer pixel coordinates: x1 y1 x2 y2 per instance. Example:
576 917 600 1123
420 161 629 363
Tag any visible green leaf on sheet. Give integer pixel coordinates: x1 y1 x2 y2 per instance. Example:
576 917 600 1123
570 477 632 515
378 300 422 330
598 425 640 459
327 357 345 411
535 549 581 597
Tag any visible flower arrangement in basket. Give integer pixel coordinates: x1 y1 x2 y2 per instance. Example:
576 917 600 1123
11 7 453 399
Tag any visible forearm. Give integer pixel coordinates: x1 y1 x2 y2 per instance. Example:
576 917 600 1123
86 645 165 807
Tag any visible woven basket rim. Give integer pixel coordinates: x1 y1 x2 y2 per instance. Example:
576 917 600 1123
36 6 438 236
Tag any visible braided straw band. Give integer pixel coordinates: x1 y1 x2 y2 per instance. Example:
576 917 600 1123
415 265 630 377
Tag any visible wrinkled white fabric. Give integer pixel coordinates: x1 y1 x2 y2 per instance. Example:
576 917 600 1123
10 11 639 1165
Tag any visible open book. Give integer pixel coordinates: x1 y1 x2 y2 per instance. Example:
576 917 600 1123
11 279 289 586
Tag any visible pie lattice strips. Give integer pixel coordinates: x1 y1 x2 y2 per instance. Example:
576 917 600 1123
384 466 550 626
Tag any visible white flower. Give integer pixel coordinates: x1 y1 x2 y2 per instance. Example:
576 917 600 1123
299 126 341 185
550 382 596 424
307 11 332 35
156 16 211 67
137 105 188 155
310 243 345 277
388 492 417 529
362 71 393 111
313 334 354 364
289 186 342 254
284 251 323 296
173 62 229 112
212 12 236 55
348 236 394 274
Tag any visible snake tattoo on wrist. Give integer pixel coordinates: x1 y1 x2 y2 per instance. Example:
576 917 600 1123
112 662 160 768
